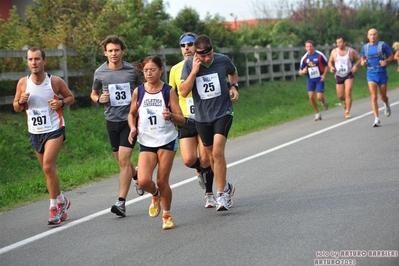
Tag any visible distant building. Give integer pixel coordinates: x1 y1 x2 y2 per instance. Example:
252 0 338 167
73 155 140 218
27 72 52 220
224 19 276 31
0 0 34 22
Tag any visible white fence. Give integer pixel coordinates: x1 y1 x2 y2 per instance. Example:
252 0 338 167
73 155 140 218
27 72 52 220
0 43 364 106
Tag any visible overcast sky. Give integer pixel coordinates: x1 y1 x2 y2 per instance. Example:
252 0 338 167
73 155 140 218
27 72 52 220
165 0 260 21
164 0 394 22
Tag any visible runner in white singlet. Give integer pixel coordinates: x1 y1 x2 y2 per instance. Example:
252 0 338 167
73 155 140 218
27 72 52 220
328 36 361 119
13 47 74 225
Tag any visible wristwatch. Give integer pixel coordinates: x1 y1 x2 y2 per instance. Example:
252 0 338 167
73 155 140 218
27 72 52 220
61 99 67 107
169 113 175 121
231 83 239 90
96 96 100 103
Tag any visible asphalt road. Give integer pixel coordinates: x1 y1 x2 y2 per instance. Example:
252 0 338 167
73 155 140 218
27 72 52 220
1 89 398 266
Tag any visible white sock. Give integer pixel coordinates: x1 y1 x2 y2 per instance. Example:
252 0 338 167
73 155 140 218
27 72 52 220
50 199 57 208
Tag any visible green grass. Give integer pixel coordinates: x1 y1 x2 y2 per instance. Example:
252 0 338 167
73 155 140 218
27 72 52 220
1 65 398 212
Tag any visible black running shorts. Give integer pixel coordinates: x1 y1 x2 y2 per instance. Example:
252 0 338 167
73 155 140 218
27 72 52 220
195 115 233 147
106 120 137 152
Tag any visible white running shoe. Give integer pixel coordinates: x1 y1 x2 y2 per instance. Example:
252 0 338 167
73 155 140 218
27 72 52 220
133 167 144 196
47 206 61 225
225 182 235 208
205 193 216 208
162 213 176 230
314 113 322 121
216 194 229 211
372 118 381 127
132 179 144 196
384 102 391 117
58 197 71 222
149 195 161 218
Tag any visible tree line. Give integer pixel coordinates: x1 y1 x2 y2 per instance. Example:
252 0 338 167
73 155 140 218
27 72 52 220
0 0 398 95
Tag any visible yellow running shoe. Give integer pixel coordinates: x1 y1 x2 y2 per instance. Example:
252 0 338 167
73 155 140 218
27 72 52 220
162 213 176 230
149 196 161 218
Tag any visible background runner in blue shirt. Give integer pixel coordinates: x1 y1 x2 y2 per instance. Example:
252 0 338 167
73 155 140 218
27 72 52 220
360 28 393 127
299 40 329 121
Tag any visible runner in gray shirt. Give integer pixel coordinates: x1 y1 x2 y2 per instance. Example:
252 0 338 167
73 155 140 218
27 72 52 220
92 61 138 122
90 35 144 217
182 53 235 122
180 34 239 212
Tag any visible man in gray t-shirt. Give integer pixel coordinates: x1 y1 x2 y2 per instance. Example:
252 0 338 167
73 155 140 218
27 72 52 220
180 34 239 212
90 35 144 217
92 61 138 122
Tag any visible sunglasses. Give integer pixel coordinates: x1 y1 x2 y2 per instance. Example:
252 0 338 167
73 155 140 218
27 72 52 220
180 42 194 48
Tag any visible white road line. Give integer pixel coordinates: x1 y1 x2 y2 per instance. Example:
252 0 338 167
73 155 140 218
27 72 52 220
1 102 397 255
